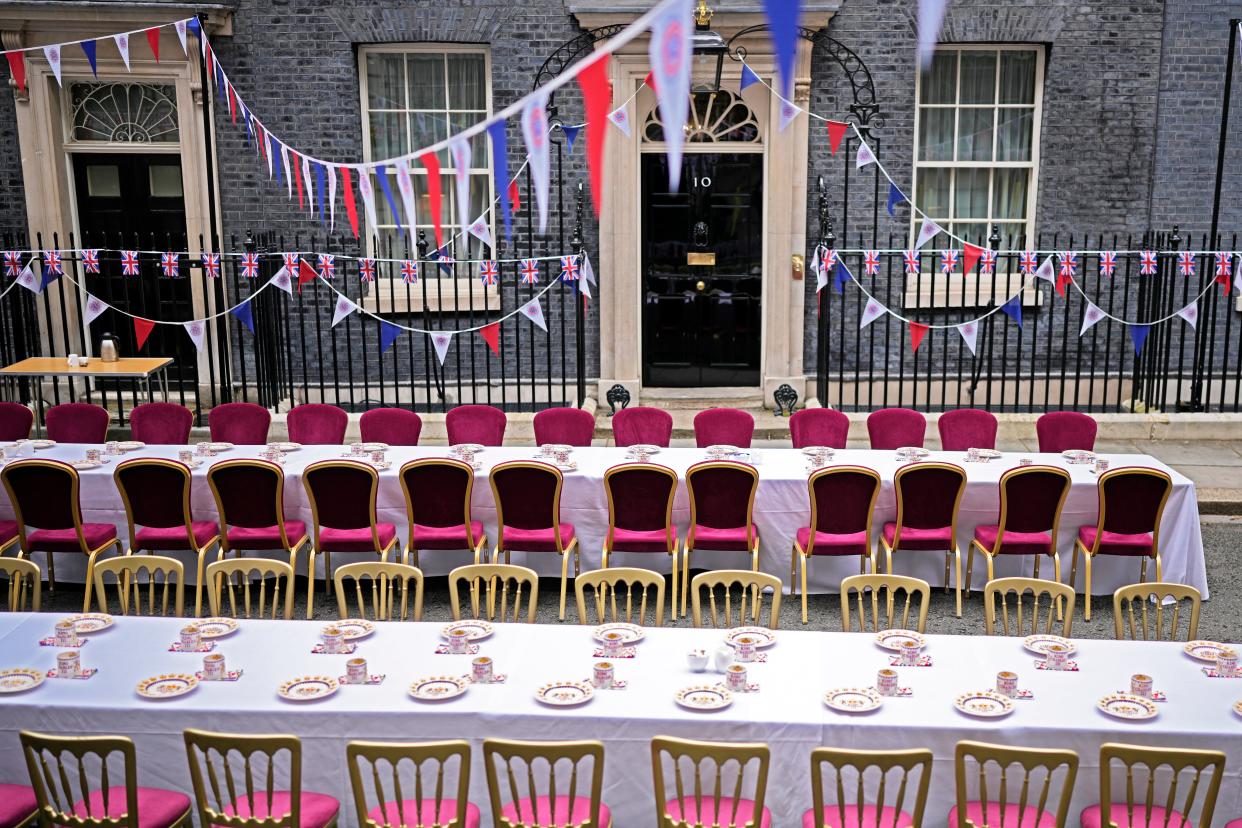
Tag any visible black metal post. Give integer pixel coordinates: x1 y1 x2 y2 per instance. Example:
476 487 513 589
572 182 586 408
195 14 224 411
1209 20 1239 246
814 176 830 405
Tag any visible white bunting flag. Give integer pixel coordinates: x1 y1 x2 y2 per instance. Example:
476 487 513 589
915 217 941 250
1236 253 1242 294
1034 255 1056 284
855 140 877 169
430 331 453 366
520 297 548 332
15 260 40 293
778 99 802 132
649 0 692 189
1176 302 1198 328
395 163 418 238
859 298 887 329
114 33 131 70
327 165 337 230
331 295 357 327
581 250 597 287
521 90 552 234
271 266 293 295
174 20 188 54
43 45 62 86
281 145 293 198
183 320 206 351
82 293 107 325
449 137 472 234
608 105 633 137
814 247 831 292
301 155 314 214
957 321 979 355
357 167 379 235
917 0 950 70
579 275 592 300
467 215 493 249
1080 302 1106 336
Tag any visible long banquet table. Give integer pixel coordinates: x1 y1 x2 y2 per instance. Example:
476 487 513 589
0 443 1206 596
0 614 1238 826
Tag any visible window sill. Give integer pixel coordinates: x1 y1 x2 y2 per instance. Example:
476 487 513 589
901 273 1042 310
360 279 501 315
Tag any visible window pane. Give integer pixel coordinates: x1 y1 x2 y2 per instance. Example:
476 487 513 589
920 51 956 104
996 108 1033 161
376 173 400 225
993 169 1029 219
915 168 950 217
447 54 486 110
953 169 989 219
959 52 997 104
952 223 988 246
918 108 954 161
366 54 405 109
449 113 490 162
409 111 448 156
369 112 406 159
956 107 994 161
407 54 446 110
148 165 183 198
1000 51 1036 104
86 165 120 197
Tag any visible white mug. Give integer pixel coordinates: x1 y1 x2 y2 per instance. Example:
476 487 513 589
67 354 80 368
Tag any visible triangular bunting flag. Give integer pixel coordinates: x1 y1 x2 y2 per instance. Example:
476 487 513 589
520 297 548 332
467 215 493 249
187 16 202 43
826 120 849 155
917 0 950 69
379 321 403 354
300 154 313 213
1033 256 1055 284
962 243 985 275
415 153 442 246
608 105 633 137
833 259 850 294
909 321 929 352
231 300 254 334
80 40 98 77
296 258 318 292
341 167 360 238
42 45 62 87
581 251 597 287
113 33 130 71
375 166 402 234
281 145 293 198
133 317 155 351
430 331 453 365
314 162 327 225
183 320 206 351
1130 324 1150 355
561 124 580 152
1176 302 1198 328
779 99 802 131
331 295 357 327
575 52 612 217
327 164 337 230
859 298 886 328
271 262 293 295
643 70 656 92
448 137 472 234
145 27 160 62
957 321 979 355
521 90 552 234
855 141 876 168
479 322 500 355
174 20 188 54
1080 302 1106 336
915 217 941 250
394 163 419 239
649 0 692 191
739 63 762 92
5 52 25 94
357 167 379 236
15 261 40 294
488 120 513 242
886 182 906 216
82 293 107 325
1001 295 1023 329
761 0 799 101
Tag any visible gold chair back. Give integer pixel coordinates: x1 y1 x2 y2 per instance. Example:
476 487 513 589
839 574 930 634
204 558 295 620
690 570 781 630
650 736 769 828
983 577 1075 637
808 748 932 828
953 741 1078 828
20 731 164 828
334 562 424 622
1112 582 1201 642
1097 743 1225 828
346 740 471 828
0 556 40 611
448 564 539 624
183 729 305 828
574 567 665 627
482 738 605 828
92 554 185 617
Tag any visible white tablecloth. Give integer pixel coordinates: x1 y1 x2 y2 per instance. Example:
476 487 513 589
0 614 1237 826
0 444 1206 596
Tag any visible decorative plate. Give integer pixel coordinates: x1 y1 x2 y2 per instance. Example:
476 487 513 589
71 460 101 470
1184 641 1231 662
408 676 469 702
136 673 198 700
0 668 44 694
896 447 930 457
441 620 493 641
451 443 485 454
0 441 17 449
542 444 573 454
824 687 882 714
705 444 740 455
875 629 925 652
535 680 594 707
196 617 240 639
626 444 660 455
954 690 1014 718
205 442 234 452
117 441 145 451
271 442 301 452
592 622 645 645
1098 693 1158 721
1233 701 1242 718
30 440 56 449
354 442 390 452
801 446 832 456
1061 449 1096 462
278 675 339 702
1023 634 1076 656
333 619 375 641
724 627 776 649
554 461 578 472
974 448 1003 459
64 614 113 635
675 685 733 711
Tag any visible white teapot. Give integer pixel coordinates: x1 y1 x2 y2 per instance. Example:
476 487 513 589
712 644 735 673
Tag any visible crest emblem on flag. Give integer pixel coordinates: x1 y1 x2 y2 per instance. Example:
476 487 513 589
121 250 140 276
400 260 418 284
200 252 220 279
240 252 259 279
318 254 335 280
520 259 540 284
82 249 100 274
863 250 881 276
1177 251 1196 277
359 258 376 282
1140 250 1158 275
43 250 63 276
160 252 179 278
979 249 996 275
3 252 21 277
479 260 499 286
1099 251 1117 277
559 255 580 281
940 249 958 274
903 250 920 275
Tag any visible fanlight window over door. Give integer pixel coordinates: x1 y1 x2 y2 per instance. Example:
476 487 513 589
643 89 760 144
70 82 179 144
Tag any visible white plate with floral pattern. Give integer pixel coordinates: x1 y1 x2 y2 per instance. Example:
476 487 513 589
204 442 234 452
1184 641 1232 662
64 614 113 635
626 444 661 455
724 627 776 648
441 620 493 641
333 619 375 641
875 629 925 652
269 442 301 452
954 691 1014 718
196 618 239 639
824 687 882 714
593 622 644 645
450 443 485 455
535 680 594 707
71 460 101 470
117 441 145 451
137 673 198 700
278 675 338 702
30 440 56 450
0 668 44 694
1022 634 1076 656
408 676 469 702
1098 693 1158 721
353 442 390 453
896 447 930 458
675 685 733 711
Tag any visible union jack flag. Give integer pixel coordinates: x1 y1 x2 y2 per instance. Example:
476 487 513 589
160 252 179 278
979 249 997 275
479 260 499 286
940 249 959 274
3 252 20 278
520 258 540 284
240 252 260 279
1099 251 1117 277
863 250 881 276
358 258 376 282
822 249 838 272
281 252 299 273
1140 250 1158 275
121 250 140 276
1215 252 1234 278
559 255 580 281
200 252 220 279
43 250 63 276
1058 252 1078 279
1019 251 1039 275
318 254 335 280
400 260 418 284
82 249 100 274
1177 251 1196 277
902 250 920 275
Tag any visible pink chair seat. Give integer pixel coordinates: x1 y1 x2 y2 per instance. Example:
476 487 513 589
973 524 1054 556
73 786 190 828
689 524 759 551
226 521 307 550
367 799 480 828
801 804 913 828
1221 820 1241 828
1081 804 1191 828
318 523 397 553
218 791 340 828
28 523 117 552
949 801 1057 828
0 783 36 828
410 521 485 550
0 520 18 546
882 522 953 551
796 526 870 557
134 521 219 551
501 524 576 552
1077 526 1154 557
499 795 610 827
609 526 677 553
667 796 771 828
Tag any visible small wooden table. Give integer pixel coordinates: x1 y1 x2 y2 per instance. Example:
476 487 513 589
0 356 173 434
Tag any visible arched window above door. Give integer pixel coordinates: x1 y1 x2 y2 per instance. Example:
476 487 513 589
69 82 179 144
642 88 760 144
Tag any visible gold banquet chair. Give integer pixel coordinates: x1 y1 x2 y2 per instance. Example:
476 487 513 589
204 558 295 621
483 739 609 827
0 557 40 611
806 748 933 828
983 576 1075 637
839 573 930 634
1113 582 1201 642
334 561 424 622
448 563 539 624
690 570 781 630
92 554 186 617
1081 743 1225 828
951 741 1078 828
345 740 476 828
650 736 770 828
575 566 666 627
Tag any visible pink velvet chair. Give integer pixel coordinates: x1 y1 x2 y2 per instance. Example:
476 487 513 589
937 408 998 451
789 408 849 449
693 408 755 448
968 466 1071 594
866 408 926 450
1071 467 1172 620
45 402 109 443
682 461 760 618
1036 411 1098 453
399 458 487 568
611 406 673 447
879 462 967 617
446 405 507 446
490 460 578 620
208 402 271 445
129 402 193 445
206 459 309 593
359 407 422 446
302 460 398 617
602 463 679 616
115 458 221 616
0 402 33 441
0 783 36 828
533 407 595 447
791 466 882 624
286 403 348 445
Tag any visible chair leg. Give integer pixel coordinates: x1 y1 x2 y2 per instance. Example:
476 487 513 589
45 549 56 593
964 545 976 596
601 546 610 569
82 550 100 613
952 548 963 618
305 549 317 619
789 545 797 599
669 547 679 622
986 553 995 585
1083 554 1093 621
193 546 211 618
681 543 691 619
1154 552 1162 581
557 550 570 622
800 552 809 626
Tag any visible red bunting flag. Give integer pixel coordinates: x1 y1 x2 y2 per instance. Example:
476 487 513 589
4 52 25 94
575 52 612 217
418 153 443 248
962 243 985 275
296 258 317 292
341 166 360 239
508 180 521 214
145 27 160 62
826 120 849 155
643 70 657 92
133 317 155 351
479 322 501 355
909 321 929 352
227 82 237 123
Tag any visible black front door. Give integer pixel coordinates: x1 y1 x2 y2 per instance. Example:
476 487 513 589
641 153 763 387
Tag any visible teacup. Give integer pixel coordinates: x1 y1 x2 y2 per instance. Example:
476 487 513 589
346 657 368 685
54 620 77 648
592 661 614 689
898 640 921 666
57 650 81 677
1044 643 1069 670
447 629 471 654
996 670 1019 697
203 653 226 680
876 668 899 696
734 636 757 663
180 625 201 651
321 626 344 654
472 656 494 683
725 663 747 691
1130 673 1153 698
